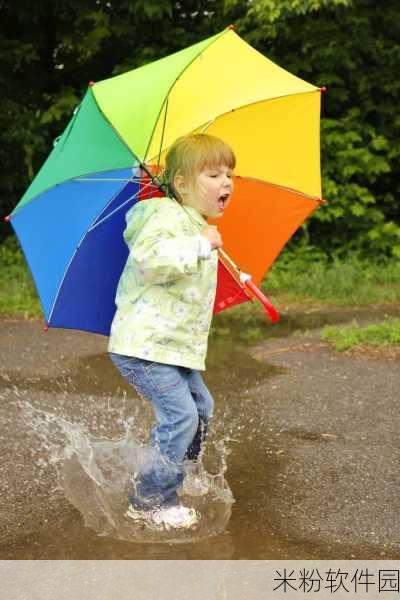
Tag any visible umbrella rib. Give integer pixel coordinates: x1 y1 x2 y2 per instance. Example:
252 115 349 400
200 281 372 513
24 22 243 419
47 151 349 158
143 29 228 164
208 88 320 123
86 180 155 233
76 177 146 185
145 87 320 168
46 177 135 324
236 175 325 204
155 97 169 175
11 167 140 217
145 90 320 168
145 117 216 170
74 177 132 182
86 192 140 232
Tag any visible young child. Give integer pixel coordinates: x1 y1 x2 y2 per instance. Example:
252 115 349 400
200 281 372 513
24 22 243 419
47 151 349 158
108 133 235 529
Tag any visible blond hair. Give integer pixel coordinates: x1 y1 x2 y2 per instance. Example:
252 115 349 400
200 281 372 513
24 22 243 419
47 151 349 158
160 133 236 199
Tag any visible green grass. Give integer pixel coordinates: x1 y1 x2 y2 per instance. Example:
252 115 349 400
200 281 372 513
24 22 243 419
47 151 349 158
322 318 400 351
265 249 400 306
0 237 41 317
1 236 400 323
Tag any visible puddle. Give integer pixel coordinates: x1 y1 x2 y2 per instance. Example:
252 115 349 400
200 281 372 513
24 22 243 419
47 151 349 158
211 304 400 344
1 323 399 559
22 400 234 545
0 344 274 556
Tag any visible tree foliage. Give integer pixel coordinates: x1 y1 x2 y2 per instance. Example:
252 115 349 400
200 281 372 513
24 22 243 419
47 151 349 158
1 0 399 257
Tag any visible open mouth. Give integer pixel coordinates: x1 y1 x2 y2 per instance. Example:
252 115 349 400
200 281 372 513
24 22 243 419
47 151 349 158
217 194 230 210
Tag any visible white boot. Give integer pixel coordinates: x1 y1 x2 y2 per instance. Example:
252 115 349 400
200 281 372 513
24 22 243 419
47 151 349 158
125 503 199 530
150 504 199 530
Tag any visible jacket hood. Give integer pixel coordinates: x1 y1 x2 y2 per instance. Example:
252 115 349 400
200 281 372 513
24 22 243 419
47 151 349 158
123 196 208 249
123 197 170 249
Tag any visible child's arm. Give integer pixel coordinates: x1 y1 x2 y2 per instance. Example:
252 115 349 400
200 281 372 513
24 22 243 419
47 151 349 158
129 213 213 285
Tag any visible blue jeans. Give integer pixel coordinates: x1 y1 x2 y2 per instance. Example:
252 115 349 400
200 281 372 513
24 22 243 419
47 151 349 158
109 353 214 507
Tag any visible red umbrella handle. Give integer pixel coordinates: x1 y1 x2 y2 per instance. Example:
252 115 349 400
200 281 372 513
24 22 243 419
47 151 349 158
244 279 280 323
218 248 280 323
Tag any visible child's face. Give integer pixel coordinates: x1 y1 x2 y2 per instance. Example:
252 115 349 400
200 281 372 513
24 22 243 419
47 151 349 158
176 164 234 219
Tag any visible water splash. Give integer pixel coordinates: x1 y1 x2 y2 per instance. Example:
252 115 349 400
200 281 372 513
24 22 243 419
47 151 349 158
19 400 234 543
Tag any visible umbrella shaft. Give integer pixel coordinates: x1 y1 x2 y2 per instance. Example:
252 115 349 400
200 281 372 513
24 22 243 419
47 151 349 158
218 248 240 274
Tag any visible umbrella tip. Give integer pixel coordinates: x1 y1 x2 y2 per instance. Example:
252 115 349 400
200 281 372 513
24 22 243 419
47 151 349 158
4 215 11 222
319 86 327 93
228 24 235 30
44 322 49 332
88 81 95 87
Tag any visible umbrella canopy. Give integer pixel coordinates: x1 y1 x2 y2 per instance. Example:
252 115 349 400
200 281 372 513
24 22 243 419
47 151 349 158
9 27 323 335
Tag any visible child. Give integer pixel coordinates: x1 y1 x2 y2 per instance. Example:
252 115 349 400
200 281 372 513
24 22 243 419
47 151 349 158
108 133 235 529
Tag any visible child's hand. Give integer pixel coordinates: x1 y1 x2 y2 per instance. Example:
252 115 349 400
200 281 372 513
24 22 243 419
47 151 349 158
201 226 223 249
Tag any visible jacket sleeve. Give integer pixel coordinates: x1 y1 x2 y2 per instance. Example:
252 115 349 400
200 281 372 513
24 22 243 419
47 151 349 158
128 212 202 285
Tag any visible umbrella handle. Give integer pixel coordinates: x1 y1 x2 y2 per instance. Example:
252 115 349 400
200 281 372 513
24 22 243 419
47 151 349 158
244 279 280 323
218 248 280 323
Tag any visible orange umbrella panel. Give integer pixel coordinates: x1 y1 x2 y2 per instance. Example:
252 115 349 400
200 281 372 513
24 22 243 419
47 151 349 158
210 176 321 285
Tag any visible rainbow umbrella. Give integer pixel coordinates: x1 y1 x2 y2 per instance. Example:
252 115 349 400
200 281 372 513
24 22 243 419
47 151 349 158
7 27 323 335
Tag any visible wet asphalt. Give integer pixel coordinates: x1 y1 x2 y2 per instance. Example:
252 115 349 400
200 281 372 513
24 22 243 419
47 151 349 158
0 306 399 559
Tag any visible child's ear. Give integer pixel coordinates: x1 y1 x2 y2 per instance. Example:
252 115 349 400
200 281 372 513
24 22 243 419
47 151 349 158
174 174 186 195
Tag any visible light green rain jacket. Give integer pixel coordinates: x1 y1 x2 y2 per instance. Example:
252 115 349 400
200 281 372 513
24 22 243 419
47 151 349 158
108 197 218 370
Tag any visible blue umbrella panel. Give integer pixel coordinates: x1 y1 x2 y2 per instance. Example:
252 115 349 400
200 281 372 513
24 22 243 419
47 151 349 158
10 166 146 335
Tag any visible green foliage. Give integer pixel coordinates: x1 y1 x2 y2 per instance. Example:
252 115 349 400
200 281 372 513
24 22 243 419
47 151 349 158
316 110 400 256
322 319 400 351
0 237 41 317
1 0 399 260
229 0 352 36
265 244 400 305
